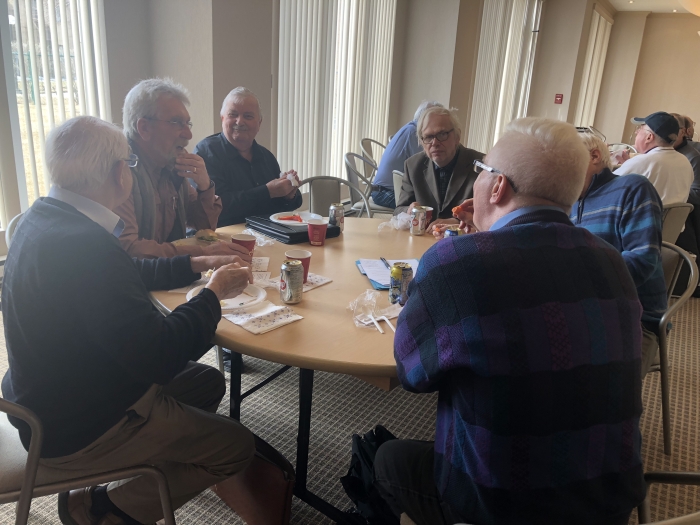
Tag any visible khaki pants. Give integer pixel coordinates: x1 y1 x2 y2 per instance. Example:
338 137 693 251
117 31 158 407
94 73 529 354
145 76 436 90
641 326 659 380
38 362 255 524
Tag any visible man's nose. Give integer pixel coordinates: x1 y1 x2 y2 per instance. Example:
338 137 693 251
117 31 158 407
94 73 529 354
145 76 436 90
181 126 193 140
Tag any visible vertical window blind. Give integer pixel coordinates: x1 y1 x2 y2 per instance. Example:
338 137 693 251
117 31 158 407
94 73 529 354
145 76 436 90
277 0 396 182
7 0 110 210
467 0 543 154
574 4 613 128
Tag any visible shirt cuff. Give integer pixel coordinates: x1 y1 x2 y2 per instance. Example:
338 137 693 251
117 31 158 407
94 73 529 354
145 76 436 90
173 255 200 284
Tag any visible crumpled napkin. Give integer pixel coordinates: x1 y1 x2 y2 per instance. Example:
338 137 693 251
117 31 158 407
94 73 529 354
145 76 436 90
223 301 302 334
378 212 412 232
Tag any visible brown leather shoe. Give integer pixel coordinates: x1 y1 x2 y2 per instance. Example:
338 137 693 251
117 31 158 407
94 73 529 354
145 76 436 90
96 513 126 525
57 487 99 525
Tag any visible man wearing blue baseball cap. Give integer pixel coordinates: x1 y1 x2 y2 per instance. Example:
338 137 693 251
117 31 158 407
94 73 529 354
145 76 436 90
614 111 693 206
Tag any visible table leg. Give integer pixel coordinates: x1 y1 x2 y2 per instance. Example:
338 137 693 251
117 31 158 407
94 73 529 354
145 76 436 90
229 351 243 420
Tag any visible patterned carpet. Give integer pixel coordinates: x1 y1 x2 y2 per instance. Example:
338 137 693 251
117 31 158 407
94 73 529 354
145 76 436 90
0 297 699 524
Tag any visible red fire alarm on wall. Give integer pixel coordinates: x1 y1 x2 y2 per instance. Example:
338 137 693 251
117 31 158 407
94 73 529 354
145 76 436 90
554 94 564 104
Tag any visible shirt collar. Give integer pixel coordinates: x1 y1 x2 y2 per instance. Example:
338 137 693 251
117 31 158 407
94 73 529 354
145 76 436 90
221 133 259 161
489 205 565 231
48 186 124 237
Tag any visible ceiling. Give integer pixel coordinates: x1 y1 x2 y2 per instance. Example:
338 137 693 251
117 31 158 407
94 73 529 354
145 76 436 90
608 0 690 13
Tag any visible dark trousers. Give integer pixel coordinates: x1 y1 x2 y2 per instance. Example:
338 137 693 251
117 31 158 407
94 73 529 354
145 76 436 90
374 440 463 525
371 187 397 209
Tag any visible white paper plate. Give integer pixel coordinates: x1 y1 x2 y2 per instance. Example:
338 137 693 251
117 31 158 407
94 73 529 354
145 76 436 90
186 284 267 311
172 232 229 247
269 211 323 230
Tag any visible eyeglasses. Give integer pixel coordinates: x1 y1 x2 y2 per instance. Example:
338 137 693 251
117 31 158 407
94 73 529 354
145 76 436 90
630 125 652 144
144 117 193 130
124 153 138 168
473 159 518 193
421 128 454 145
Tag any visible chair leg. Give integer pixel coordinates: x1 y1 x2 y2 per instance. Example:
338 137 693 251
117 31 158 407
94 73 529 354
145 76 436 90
638 496 652 524
216 345 225 375
152 470 176 525
659 338 672 455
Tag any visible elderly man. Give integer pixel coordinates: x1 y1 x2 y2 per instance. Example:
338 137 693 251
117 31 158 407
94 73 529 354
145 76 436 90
194 87 302 226
376 118 645 525
370 101 443 208
685 115 700 152
613 111 693 206
116 78 249 260
393 106 483 225
571 131 665 378
2 116 256 525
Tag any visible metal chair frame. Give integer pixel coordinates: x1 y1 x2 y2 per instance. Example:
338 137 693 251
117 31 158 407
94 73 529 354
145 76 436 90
661 203 694 244
360 138 386 171
392 170 404 207
655 242 698 455
5 213 23 249
638 472 700 523
0 398 176 525
344 153 393 218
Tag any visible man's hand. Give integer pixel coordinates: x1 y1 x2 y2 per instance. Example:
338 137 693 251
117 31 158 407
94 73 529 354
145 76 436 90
175 152 211 189
267 177 296 198
428 219 458 239
453 198 477 233
611 149 630 166
282 170 300 200
201 241 253 262
204 263 253 301
407 202 419 214
190 255 247 274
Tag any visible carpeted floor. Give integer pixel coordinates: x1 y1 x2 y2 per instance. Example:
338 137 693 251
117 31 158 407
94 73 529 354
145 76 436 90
1 297 699 524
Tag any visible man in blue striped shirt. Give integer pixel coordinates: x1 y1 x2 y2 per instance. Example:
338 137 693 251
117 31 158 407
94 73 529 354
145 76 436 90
571 131 665 379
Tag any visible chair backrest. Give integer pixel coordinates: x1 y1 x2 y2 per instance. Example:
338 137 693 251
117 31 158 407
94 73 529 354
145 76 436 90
392 170 404 207
360 138 386 171
662 203 694 243
298 176 371 218
344 153 375 207
305 178 341 216
5 213 24 249
659 242 699 334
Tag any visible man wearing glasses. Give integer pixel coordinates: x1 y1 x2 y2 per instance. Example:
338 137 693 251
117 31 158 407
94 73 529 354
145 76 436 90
116 78 250 261
393 106 483 227
613 111 693 206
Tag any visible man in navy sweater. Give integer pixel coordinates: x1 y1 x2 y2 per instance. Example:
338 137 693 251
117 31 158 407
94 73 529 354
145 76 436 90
2 116 256 525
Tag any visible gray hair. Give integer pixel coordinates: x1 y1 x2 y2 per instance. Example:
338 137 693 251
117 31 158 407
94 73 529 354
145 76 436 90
46 116 128 192
220 86 263 119
413 100 443 122
497 117 589 209
416 106 462 146
578 132 613 170
122 78 190 140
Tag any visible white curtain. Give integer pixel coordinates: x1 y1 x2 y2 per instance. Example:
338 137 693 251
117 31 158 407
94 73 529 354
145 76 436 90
574 4 613 127
277 0 396 181
9 0 111 203
467 0 543 153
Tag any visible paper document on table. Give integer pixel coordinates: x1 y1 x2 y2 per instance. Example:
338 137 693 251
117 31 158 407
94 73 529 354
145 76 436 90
358 259 420 287
252 272 270 281
251 257 269 271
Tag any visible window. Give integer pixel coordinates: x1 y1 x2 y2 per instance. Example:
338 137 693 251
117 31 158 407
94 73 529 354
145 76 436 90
467 0 543 153
2 0 110 224
277 0 396 181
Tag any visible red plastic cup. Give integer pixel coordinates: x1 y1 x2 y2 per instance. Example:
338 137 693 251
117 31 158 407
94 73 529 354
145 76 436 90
423 206 434 224
285 249 311 283
307 219 328 246
231 234 256 256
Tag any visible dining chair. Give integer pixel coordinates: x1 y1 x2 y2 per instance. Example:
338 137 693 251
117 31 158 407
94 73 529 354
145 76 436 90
5 213 23 249
297 176 370 218
662 203 694 244
360 138 386 173
0 397 176 525
344 153 394 218
652 242 698 456
638 472 700 523
392 170 403 207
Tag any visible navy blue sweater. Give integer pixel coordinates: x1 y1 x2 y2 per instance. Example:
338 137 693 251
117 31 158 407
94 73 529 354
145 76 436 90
1 197 222 457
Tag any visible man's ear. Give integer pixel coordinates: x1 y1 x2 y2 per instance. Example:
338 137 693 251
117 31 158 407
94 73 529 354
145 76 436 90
590 148 603 164
490 174 509 204
110 160 126 189
136 117 151 141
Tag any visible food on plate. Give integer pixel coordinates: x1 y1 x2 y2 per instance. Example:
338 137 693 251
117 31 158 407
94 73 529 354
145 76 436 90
278 214 303 222
203 269 214 279
195 229 220 242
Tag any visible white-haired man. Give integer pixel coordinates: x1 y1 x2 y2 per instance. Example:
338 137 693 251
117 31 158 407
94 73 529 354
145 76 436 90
117 78 249 260
194 87 302 226
376 118 645 525
393 106 483 225
2 116 256 525
371 100 443 209
613 111 693 206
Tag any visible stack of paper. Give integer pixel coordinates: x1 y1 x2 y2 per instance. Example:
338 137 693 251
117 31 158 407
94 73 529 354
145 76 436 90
356 259 420 289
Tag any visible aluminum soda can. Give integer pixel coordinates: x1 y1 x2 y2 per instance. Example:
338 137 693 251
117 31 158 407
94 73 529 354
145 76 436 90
389 262 413 306
445 226 460 237
280 259 303 304
410 206 427 236
329 203 345 232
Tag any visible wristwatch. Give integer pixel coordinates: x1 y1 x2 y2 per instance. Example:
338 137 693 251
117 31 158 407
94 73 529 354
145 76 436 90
196 179 215 193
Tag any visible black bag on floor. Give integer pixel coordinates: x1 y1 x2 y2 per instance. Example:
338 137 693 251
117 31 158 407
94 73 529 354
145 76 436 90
340 425 400 525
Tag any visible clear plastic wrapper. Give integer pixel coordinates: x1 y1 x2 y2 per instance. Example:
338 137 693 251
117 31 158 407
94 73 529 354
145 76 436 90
241 228 275 247
347 289 381 329
378 212 412 232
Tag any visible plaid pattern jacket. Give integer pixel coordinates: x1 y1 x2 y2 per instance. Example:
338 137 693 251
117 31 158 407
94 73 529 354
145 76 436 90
394 209 646 524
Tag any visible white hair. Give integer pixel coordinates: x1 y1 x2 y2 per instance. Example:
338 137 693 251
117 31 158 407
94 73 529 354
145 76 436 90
413 100 443 122
46 116 128 192
496 117 589 209
416 106 462 146
220 86 262 119
122 78 190 140
578 132 613 170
